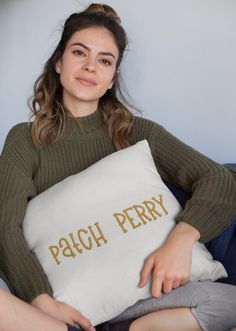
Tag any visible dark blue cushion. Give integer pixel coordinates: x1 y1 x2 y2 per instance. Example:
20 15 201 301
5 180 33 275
164 163 236 285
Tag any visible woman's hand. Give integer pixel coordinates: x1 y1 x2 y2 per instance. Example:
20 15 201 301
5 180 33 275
32 293 95 331
139 221 200 298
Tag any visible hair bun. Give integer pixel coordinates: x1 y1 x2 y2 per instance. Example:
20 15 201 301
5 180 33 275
84 3 121 24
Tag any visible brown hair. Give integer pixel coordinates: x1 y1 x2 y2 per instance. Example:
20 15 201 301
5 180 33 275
29 3 141 150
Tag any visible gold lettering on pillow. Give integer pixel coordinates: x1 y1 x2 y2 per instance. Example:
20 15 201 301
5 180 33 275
48 194 169 266
77 229 93 250
113 195 168 234
59 237 76 260
88 222 108 247
152 195 168 215
48 221 108 265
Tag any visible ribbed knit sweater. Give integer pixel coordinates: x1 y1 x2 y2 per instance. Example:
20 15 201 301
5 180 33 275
0 107 236 303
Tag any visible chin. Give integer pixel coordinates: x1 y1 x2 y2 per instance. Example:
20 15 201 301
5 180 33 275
74 92 105 102
76 96 100 103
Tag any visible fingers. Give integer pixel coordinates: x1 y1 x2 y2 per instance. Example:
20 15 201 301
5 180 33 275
172 278 182 289
71 309 94 330
61 302 95 331
139 256 154 288
163 272 184 292
151 272 163 298
162 277 174 293
153 272 190 297
139 250 191 299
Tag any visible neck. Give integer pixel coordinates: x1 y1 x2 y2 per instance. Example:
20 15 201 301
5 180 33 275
65 104 103 136
63 93 99 117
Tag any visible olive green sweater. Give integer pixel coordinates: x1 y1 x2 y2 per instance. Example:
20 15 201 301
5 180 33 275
0 107 236 303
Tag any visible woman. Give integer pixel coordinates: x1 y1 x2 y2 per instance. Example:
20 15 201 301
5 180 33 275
0 3 236 331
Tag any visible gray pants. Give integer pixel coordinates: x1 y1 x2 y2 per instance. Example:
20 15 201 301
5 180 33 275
107 281 236 331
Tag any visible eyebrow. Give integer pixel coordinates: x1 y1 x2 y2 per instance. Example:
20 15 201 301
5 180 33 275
70 42 117 60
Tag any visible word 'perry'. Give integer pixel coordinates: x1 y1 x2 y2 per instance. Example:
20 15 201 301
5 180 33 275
113 195 168 233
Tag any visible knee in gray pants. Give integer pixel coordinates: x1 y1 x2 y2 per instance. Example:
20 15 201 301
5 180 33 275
108 281 236 331
188 281 236 331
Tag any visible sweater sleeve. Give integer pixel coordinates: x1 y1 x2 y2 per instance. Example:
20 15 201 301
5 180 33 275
148 122 236 243
0 124 53 302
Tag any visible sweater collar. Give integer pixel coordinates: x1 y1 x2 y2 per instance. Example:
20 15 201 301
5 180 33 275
66 106 104 136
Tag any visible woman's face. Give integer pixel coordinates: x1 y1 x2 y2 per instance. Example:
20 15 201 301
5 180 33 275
55 26 119 113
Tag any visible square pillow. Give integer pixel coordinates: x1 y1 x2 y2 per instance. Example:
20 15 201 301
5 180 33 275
22 139 227 326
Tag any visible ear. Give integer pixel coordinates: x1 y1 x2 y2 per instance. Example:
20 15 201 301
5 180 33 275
108 81 114 90
108 69 118 89
55 58 62 74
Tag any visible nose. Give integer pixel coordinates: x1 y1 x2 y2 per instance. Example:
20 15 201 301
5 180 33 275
83 56 96 72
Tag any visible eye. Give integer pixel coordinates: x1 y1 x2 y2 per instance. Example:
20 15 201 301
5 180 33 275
99 59 112 66
73 49 86 56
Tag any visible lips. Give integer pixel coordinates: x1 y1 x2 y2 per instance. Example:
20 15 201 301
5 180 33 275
76 76 97 86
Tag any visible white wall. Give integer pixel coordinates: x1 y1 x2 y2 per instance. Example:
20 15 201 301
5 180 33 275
1 0 236 163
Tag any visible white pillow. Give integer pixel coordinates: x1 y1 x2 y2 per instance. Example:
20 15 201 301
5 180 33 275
22 139 227 326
